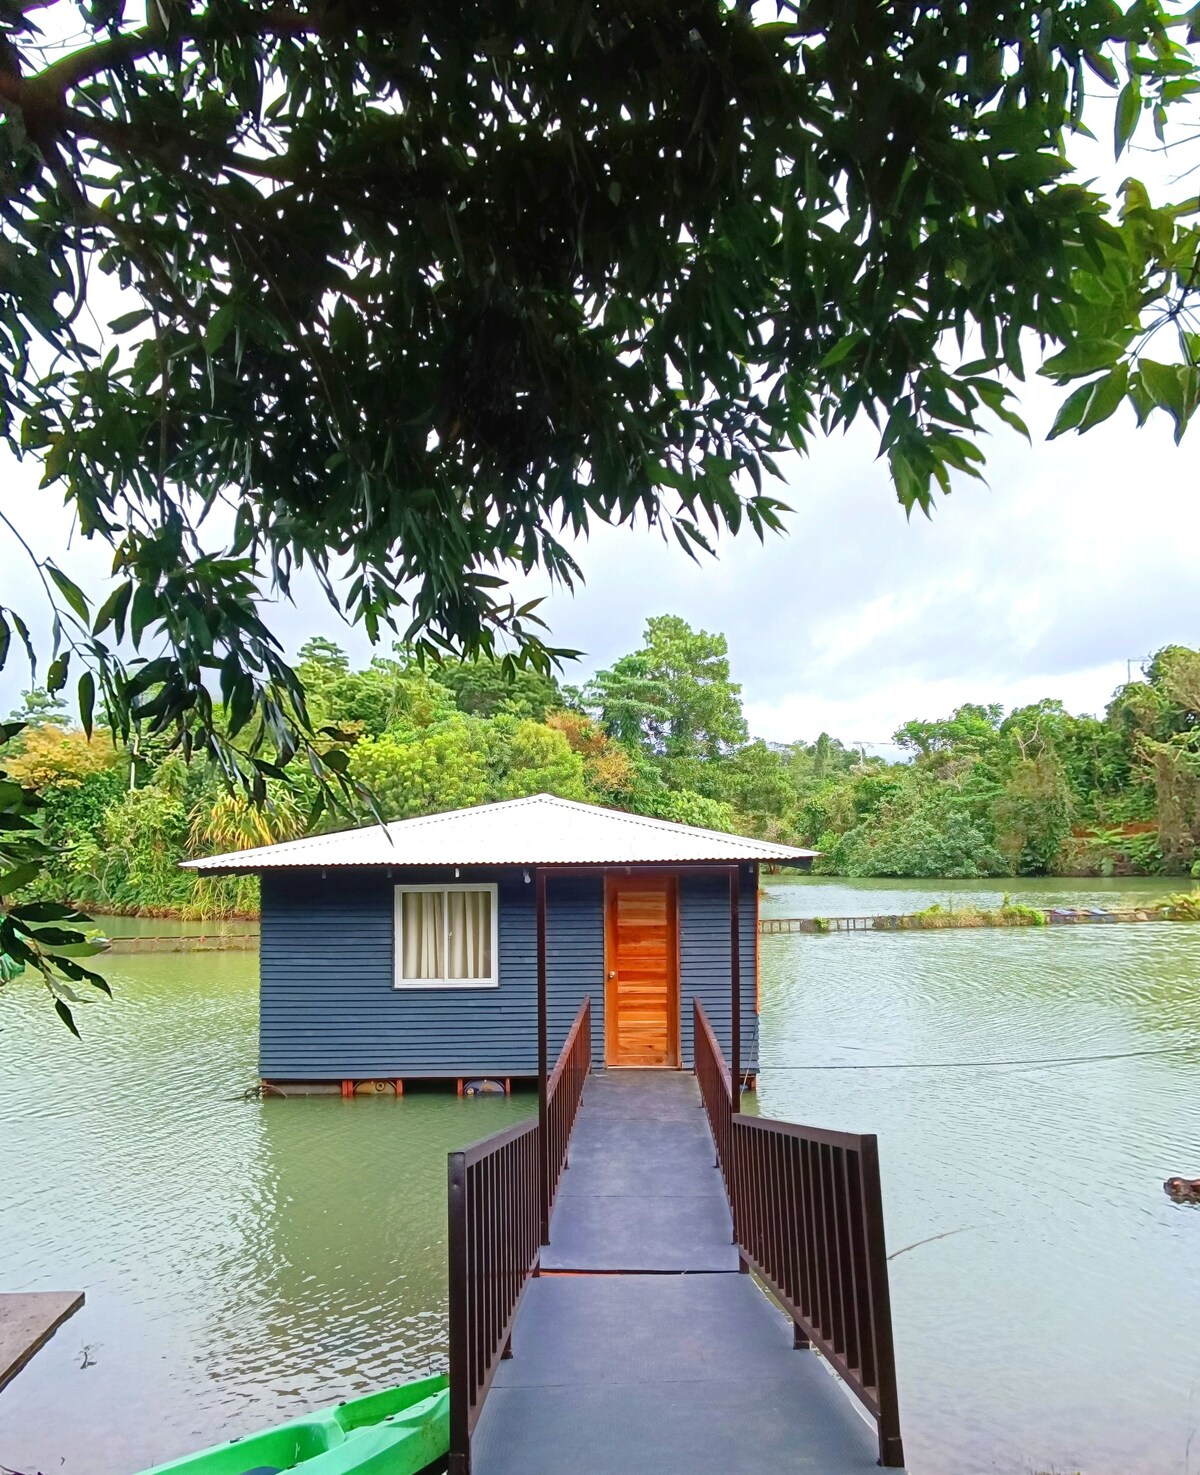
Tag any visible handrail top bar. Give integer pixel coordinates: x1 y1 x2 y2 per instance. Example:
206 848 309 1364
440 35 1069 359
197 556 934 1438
546 994 592 1095
695 999 873 1149
733 1112 876 1152
693 996 903 1466
693 1000 732 1088
451 1115 539 1165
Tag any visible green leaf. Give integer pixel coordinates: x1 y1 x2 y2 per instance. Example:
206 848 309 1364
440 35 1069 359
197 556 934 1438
45 653 69 693
54 997 81 1038
45 564 90 622
12 901 84 922
205 300 238 356
108 309 152 335
78 670 96 737
1083 51 1119 88
1115 80 1140 156
0 861 42 894
8 611 34 678
1138 359 1188 438
1041 338 1129 382
1047 379 1095 438
819 332 865 369
93 582 133 639
130 584 159 646
28 926 89 946
1076 365 1128 431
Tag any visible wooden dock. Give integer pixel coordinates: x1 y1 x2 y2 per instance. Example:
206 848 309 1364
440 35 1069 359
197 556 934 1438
759 906 1174 935
447 1000 903 1474
762 914 879 933
0 1291 84 1393
471 1071 882 1475
102 931 259 953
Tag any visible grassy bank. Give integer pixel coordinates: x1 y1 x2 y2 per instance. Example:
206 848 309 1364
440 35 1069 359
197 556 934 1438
74 899 261 922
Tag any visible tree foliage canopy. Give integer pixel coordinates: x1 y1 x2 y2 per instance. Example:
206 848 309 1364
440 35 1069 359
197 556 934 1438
3 2 1199 722
4 1 1200 1016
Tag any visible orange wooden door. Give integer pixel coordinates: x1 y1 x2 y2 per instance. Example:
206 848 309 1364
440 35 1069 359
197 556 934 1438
604 875 678 1067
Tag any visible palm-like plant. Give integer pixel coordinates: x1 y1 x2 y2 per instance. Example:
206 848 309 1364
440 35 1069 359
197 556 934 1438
189 792 305 856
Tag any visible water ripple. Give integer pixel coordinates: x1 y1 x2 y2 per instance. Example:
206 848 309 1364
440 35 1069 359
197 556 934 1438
758 880 1200 1475
2 898 1198 1475
0 950 528 1474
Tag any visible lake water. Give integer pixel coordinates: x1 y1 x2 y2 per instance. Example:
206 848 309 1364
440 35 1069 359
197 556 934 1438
1 878 1198 1474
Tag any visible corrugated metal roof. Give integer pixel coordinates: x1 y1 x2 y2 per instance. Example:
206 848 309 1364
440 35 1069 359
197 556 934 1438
181 793 817 872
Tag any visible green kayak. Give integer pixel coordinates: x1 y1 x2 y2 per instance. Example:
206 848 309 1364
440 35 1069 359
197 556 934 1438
136 1374 449 1475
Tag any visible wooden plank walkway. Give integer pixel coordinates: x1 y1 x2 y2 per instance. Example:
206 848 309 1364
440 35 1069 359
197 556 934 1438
0 1291 84 1393
472 1072 883 1475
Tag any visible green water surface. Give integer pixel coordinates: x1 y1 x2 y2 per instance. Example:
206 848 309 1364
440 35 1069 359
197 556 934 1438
0 878 1197 1475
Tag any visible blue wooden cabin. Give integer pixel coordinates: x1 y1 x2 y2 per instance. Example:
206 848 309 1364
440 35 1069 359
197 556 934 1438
183 794 815 1092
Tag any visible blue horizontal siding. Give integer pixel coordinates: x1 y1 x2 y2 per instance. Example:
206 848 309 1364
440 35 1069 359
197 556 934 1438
260 867 603 1079
259 865 757 1079
678 868 758 1073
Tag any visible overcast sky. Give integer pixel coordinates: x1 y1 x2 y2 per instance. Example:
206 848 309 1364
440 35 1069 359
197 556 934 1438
5 377 1195 751
2 95 1198 752
512 387 1199 747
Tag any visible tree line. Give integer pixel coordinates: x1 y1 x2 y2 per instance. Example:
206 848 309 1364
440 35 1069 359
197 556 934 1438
4 617 1198 919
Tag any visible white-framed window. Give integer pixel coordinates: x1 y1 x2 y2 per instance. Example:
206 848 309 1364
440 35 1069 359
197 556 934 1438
394 883 499 989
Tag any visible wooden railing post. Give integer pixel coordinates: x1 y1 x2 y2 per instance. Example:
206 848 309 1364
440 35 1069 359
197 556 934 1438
692 998 904 1467
544 996 591 1216
728 867 742 1247
447 1148 470 1475
859 1134 905 1468
536 869 549 1246
729 865 741 1099
447 996 592 1470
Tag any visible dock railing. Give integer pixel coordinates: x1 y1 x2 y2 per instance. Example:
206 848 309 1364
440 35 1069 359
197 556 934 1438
544 996 591 1217
448 996 592 1474
693 1000 904 1468
693 997 734 1202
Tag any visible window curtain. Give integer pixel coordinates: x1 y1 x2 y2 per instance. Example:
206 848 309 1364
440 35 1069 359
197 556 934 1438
401 891 445 979
400 889 492 981
447 890 492 980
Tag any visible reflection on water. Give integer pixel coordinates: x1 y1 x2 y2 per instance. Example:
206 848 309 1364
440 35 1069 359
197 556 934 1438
0 950 527 1474
1 891 1198 1474
757 879 1200 1475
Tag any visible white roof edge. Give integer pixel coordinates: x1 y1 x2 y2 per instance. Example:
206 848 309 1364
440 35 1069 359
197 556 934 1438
180 793 817 871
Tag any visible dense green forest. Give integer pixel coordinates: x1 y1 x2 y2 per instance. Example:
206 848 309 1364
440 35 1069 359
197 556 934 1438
5 619 1199 917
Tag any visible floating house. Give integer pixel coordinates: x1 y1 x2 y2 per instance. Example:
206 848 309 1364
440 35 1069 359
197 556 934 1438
183 794 815 1092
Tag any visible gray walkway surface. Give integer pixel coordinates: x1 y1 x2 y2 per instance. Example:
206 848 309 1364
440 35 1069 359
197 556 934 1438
472 1070 881 1475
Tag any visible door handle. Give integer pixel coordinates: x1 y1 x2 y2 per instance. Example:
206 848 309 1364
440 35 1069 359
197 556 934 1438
607 971 617 979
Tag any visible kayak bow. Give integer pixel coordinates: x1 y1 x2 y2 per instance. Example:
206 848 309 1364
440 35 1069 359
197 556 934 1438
136 1373 449 1475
